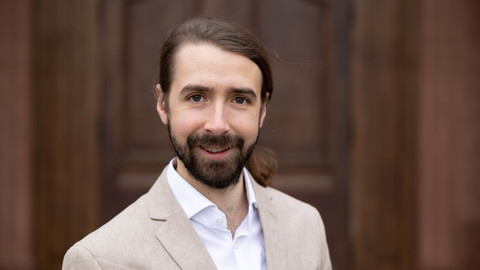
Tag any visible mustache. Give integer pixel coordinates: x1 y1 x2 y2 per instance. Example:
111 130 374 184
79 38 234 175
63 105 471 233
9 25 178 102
187 133 244 149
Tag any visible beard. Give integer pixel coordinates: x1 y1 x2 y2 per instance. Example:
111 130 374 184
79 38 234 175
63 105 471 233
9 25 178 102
168 124 257 189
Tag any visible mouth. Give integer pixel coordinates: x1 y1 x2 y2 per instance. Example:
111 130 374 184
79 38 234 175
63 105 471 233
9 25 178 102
198 145 233 159
201 146 229 153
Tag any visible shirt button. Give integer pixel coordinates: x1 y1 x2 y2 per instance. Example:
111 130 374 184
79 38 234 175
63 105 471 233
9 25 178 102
234 242 239 249
216 218 223 225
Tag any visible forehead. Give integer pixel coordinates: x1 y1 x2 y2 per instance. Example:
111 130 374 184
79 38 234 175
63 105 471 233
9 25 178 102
170 43 262 94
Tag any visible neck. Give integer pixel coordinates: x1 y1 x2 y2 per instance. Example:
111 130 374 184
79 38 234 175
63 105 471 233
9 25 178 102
175 159 249 235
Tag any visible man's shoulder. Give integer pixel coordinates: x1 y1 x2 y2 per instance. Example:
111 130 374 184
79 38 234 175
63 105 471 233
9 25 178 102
71 170 170 250
63 190 177 269
259 185 322 222
63 194 152 268
73 194 152 250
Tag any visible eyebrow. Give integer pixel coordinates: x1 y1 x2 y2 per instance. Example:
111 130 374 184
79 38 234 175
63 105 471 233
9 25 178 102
231 88 258 101
180 84 212 95
180 84 258 100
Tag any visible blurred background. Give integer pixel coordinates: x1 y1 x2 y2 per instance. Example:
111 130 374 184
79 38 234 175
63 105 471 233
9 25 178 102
1 0 479 269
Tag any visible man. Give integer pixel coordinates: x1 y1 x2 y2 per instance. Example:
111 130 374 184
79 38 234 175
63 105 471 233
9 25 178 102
63 17 331 270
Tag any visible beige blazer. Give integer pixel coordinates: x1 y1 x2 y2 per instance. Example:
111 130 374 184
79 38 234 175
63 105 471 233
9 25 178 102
63 168 331 269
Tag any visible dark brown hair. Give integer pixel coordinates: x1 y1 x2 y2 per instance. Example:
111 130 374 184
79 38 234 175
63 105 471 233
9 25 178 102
158 17 277 186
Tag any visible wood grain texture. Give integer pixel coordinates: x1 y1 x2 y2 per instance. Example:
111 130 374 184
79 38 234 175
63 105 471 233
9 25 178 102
418 0 480 269
33 0 101 268
350 0 418 269
0 0 34 269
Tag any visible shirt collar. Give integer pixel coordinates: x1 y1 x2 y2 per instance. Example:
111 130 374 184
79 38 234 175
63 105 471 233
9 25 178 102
166 158 258 220
167 159 214 218
242 167 258 229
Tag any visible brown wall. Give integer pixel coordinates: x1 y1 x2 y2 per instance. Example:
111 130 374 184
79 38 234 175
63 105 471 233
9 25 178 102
418 1 480 269
32 0 101 268
350 0 418 268
0 0 34 269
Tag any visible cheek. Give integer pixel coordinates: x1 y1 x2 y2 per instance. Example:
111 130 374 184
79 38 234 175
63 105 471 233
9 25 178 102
168 112 204 141
231 115 261 141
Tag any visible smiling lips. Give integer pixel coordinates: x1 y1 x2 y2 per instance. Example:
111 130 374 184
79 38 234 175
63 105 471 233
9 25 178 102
198 145 232 159
202 146 229 153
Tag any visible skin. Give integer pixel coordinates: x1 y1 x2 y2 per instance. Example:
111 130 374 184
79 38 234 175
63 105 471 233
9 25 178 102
155 43 267 234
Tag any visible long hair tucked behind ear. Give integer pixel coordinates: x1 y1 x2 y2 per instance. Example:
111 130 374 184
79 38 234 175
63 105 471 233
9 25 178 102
159 17 277 186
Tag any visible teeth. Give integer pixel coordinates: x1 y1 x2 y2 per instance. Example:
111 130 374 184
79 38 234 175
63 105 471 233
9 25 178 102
203 147 227 153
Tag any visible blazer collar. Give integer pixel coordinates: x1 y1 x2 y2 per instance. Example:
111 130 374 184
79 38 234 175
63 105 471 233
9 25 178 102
146 167 287 269
249 172 288 270
146 168 216 269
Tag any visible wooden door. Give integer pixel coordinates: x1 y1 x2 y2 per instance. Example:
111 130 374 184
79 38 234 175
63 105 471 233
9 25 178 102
101 0 349 268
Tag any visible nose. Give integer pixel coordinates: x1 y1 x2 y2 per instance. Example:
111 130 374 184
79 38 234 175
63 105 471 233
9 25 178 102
204 101 230 135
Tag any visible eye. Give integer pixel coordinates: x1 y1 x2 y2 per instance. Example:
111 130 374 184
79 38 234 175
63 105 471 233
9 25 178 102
188 95 204 102
233 97 248 104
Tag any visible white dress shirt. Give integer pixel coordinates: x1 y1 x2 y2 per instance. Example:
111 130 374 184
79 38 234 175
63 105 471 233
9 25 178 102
167 159 267 270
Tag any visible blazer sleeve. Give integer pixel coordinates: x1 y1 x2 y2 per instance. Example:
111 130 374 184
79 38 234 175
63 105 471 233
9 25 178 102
63 245 102 270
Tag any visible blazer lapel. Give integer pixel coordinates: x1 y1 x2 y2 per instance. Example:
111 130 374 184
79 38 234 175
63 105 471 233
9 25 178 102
147 169 216 270
251 176 288 270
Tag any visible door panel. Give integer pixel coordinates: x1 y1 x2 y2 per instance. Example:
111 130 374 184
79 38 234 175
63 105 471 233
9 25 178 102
102 0 349 268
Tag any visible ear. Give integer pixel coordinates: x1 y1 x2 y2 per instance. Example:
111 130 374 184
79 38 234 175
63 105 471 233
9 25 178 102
155 84 169 125
259 93 269 128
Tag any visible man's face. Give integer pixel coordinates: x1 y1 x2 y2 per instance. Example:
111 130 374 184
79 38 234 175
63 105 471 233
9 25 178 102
156 43 266 189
